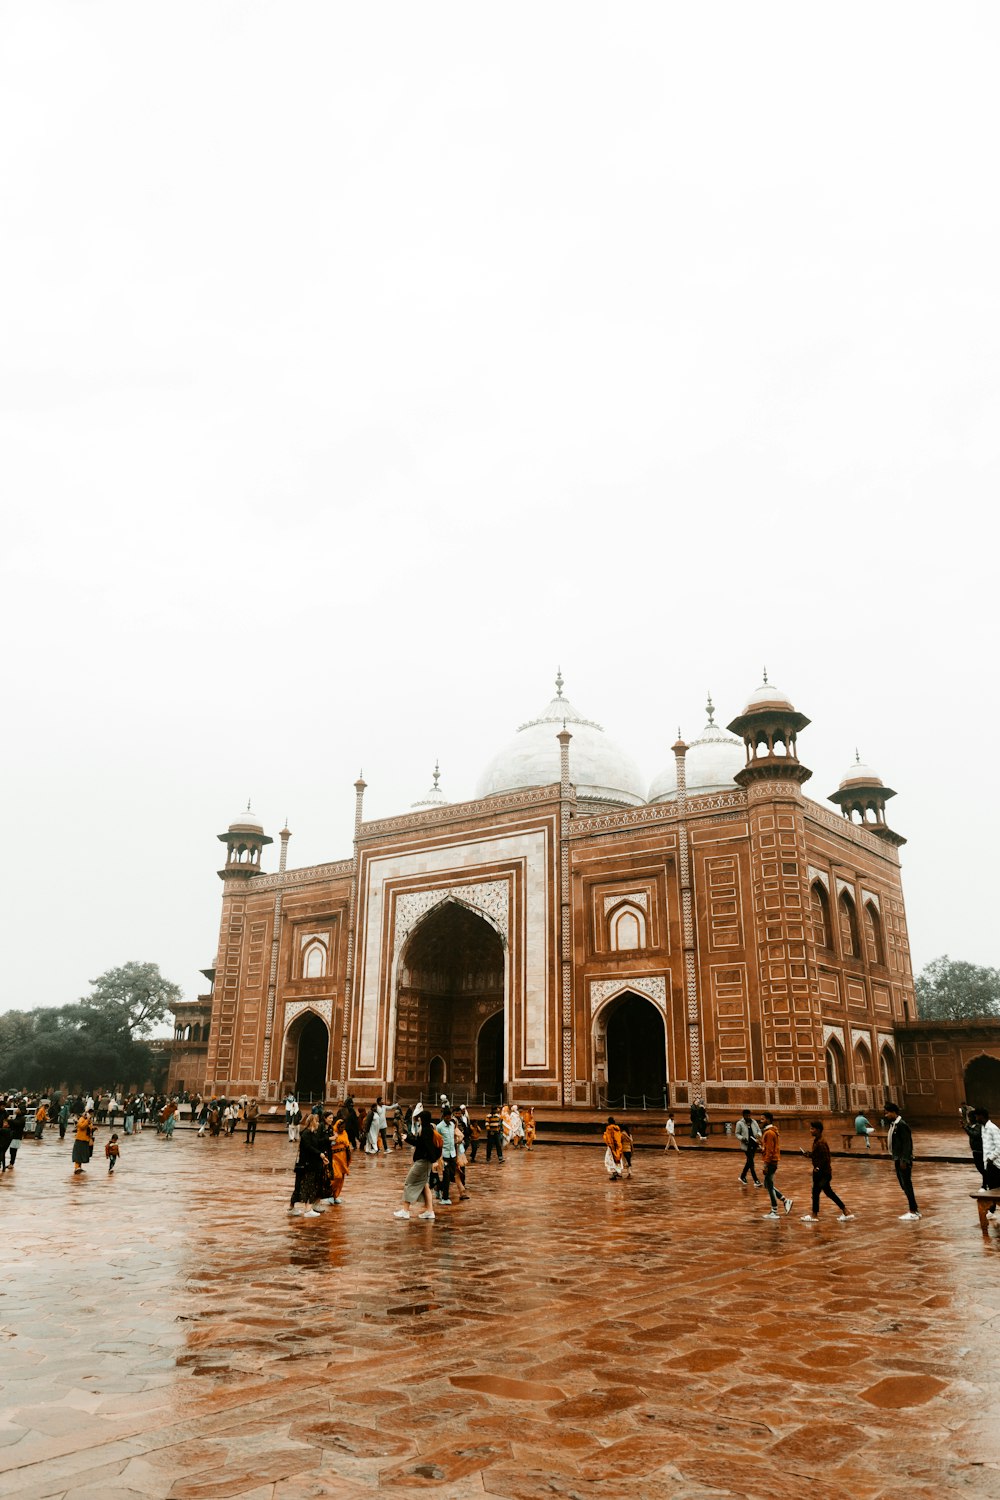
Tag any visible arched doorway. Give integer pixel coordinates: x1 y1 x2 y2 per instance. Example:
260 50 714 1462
600 992 667 1105
964 1055 1000 1115
880 1044 897 1096
826 1037 847 1112
394 900 505 1102
476 1011 504 1104
293 1013 329 1102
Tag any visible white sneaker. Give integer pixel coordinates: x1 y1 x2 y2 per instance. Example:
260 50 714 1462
838 1213 856 1221
333 1197 343 1205
393 1209 410 1219
319 1197 335 1204
302 1209 321 1218
784 1198 793 1215
418 1210 436 1220
763 1211 779 1219
800 1214 818 1222
899 1211 922 1220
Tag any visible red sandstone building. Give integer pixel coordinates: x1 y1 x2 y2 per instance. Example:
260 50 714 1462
181 676 916 1119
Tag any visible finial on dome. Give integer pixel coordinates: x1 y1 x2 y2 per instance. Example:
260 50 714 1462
246 797 252 812
555 667 564 699
855 747 861 764
762 666 768 685
432 760 441 789
705 693 715 727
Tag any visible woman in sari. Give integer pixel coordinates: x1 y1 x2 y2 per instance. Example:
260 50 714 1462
602 1116 624 1181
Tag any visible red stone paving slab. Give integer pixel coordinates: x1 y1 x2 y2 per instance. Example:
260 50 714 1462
2 1129 1000 1499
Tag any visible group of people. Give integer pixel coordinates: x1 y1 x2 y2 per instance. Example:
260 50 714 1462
672 1099 966 1223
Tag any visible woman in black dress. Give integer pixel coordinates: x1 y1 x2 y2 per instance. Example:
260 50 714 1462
290 1113 328 1219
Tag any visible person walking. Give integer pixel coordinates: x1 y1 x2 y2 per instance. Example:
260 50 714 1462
664 1112 680 1152
735 1109 762 1186
329 1115 352 1203
484 1105 505 1164
393 1109 441 1221
289 1113 328 1218
603 1116 625 1180
436 1105 458 1204
883 1102 920 1220
33 1102 48 1140
7 1106 25 1168
105 1134 121 1174
799 1121 853 1222
0 1109 11 1173
245 1099 259 1146
690 1100 708 1142
978 1108 1000 1191
72 1110 95 1176
58 1099 71 1142
759 1113 792 1218
523 1107 536 1150
963 1106 987 1189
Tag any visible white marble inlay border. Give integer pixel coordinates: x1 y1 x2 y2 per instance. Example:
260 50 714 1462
589 974 667 1014
602 891 649 916
357 828 550 1071
393 881 509 964
822 1024 845 1046
284 999 332 1031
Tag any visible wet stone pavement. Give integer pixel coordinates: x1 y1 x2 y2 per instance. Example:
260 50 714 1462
1 1130 999 1500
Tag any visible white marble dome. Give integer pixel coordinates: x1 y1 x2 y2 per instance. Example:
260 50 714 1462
739 678 796 715
838 758 883 789
229 806 264 833
476 675 645 806
648 704 744 803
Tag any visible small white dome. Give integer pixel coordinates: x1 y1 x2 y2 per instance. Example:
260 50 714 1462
742 680 795 713
839 758 882 788
649 704 744 803
476 675 645 806
229 806 264 833
412 763 450 810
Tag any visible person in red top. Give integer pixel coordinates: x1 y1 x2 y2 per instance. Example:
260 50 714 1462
799 1121 853 1222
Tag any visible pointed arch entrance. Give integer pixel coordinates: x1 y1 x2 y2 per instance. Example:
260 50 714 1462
596 990 668 1105
964 1054 1000 1115
283 1010 329 1103
826 1036 847 1112
393 900 505 1102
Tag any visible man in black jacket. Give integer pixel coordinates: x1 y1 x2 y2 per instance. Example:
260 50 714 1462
883 1102 920 1220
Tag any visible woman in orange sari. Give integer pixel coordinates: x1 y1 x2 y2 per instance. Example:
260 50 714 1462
602 1116 624 1180
523 1107 536 1150
331 1117 352 1203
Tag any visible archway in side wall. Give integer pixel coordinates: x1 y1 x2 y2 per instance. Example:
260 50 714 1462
476 1011 504 1104
394 900 505 1103
599 992 668 1105
284 1011 329 1104
964 1054 1000 1116
826 1037 847 1113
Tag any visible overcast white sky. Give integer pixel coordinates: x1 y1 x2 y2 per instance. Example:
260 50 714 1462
1 3 997 1022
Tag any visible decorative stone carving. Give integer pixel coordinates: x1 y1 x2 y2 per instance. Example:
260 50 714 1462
822 1024 845 1047
589 975 667 1014
284 999 332 1031
808 866 830 890
603 891 649 915
861 888 880 910
393 880 509 965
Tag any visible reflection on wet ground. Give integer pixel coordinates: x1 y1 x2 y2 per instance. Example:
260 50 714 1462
1 1130 998 1498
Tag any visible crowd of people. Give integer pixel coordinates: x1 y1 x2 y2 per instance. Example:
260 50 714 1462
5 1079 999 1230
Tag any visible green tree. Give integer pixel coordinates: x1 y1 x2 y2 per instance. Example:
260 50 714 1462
915 955 1000 1021
79 961 182 1037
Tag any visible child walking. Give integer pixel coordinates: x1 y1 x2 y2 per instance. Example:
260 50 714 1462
105 1134 121 1174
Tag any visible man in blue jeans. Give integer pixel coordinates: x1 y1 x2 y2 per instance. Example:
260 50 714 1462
883 1102 920 1220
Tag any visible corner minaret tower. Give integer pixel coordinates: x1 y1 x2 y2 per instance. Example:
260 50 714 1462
727 677 820 1114
829 753 905 847
217 803 273 880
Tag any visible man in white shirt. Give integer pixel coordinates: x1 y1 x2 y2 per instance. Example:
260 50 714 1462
978 1108 1000 1191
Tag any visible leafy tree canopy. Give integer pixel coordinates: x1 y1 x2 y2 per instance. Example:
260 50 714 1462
79 960 182 1037
914 955 1000 1022
0 961 181 1091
